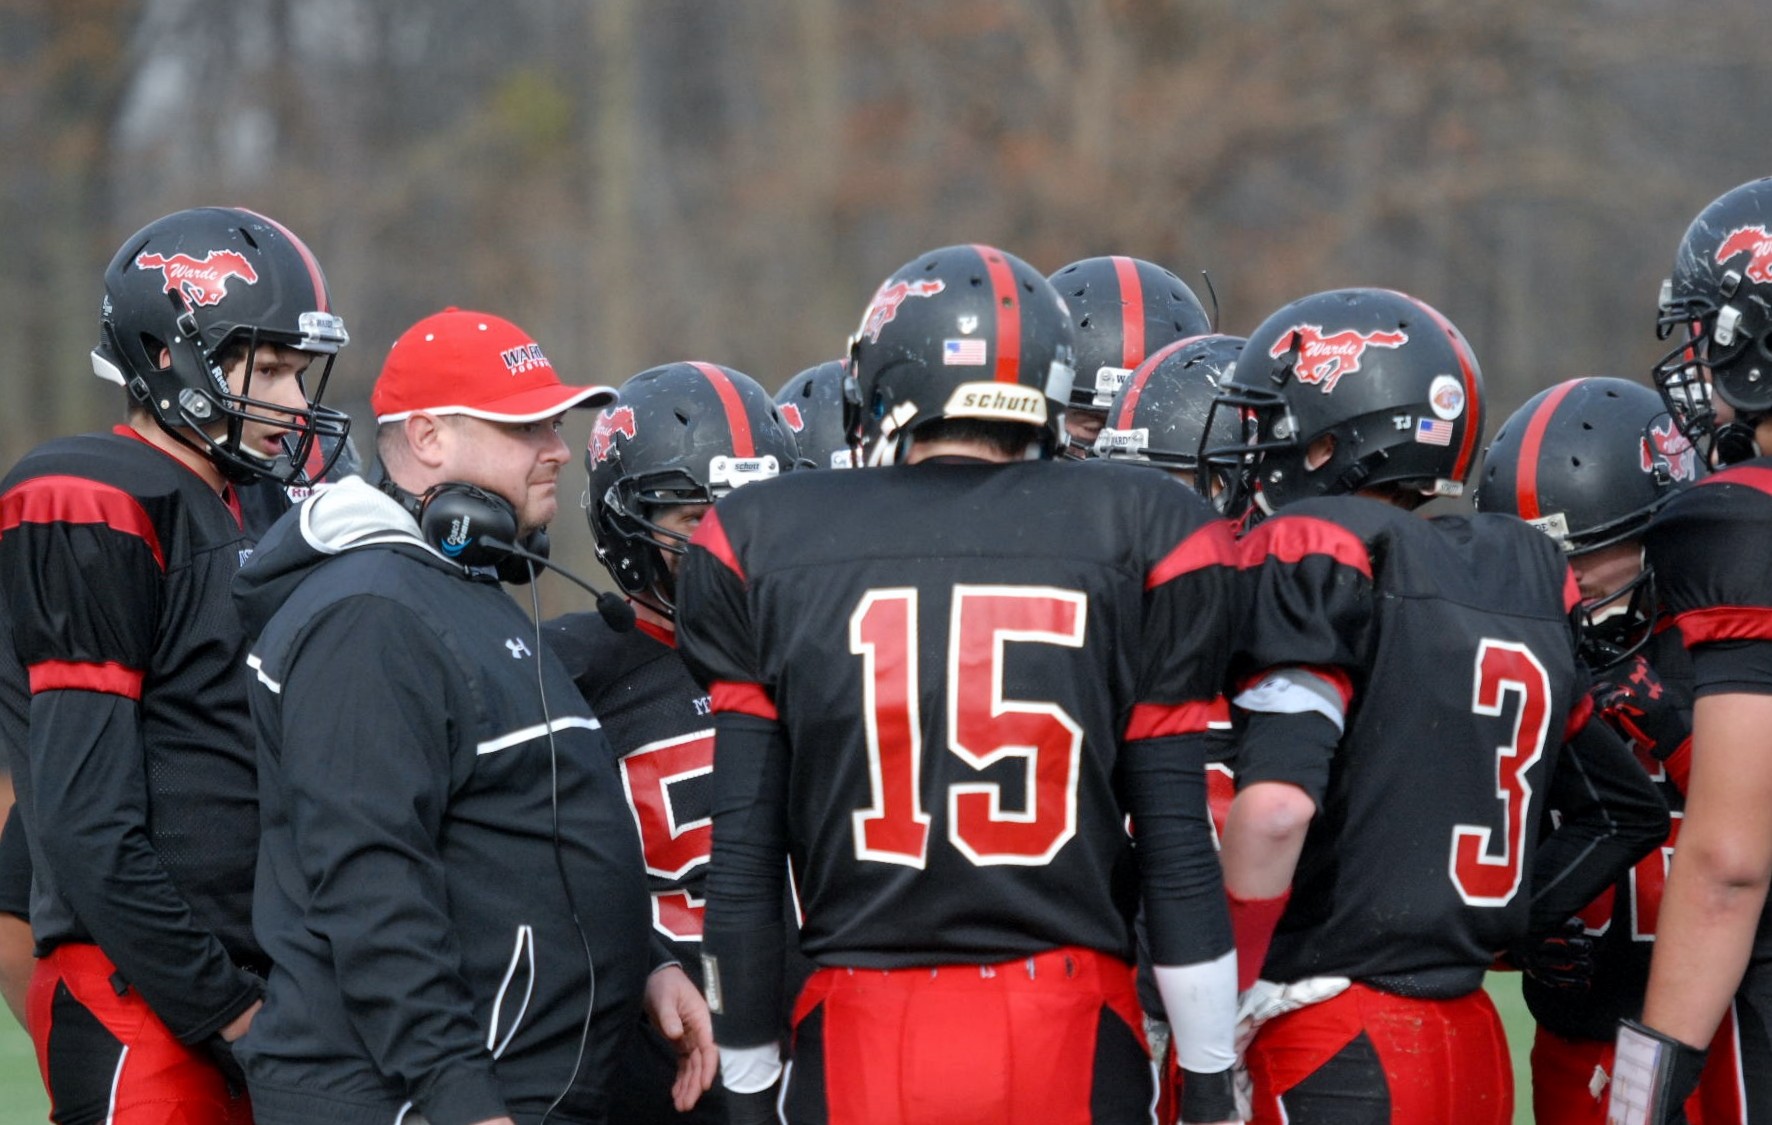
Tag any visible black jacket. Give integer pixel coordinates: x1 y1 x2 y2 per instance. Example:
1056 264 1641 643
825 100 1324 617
233 476 651 1125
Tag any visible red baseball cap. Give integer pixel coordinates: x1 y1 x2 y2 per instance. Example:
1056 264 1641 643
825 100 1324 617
372 307 616 423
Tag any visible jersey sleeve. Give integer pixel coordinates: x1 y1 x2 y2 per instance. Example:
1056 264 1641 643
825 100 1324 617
1127 515 1243 738
0 475 260 1041
677 508 770 711
1232 508 1376 690
1647 472 1772 694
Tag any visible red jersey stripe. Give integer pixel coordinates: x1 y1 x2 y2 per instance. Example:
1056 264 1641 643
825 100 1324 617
1673 605 1772 646
711 680 778 721
688 508 743 579
0 475 166 570
1699 464 1772 496
1112 256 1145 368
28 659 145 699
1146 520 1240 589
974 244 1021 385
1238 515 1374 578
1124 697 1229 741
1514 380 1581 521
689 362 756 458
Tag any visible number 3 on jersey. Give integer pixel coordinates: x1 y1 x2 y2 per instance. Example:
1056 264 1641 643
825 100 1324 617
850 585 1085 869
1450 639 1551 906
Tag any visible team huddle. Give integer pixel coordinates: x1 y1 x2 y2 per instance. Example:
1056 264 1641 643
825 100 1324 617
1 176 1771 1125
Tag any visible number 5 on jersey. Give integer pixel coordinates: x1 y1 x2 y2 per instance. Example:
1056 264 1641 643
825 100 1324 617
851 585 1086 869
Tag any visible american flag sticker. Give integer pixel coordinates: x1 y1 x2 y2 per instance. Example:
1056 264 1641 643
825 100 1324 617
1416 417 1453 446
943 338 987 366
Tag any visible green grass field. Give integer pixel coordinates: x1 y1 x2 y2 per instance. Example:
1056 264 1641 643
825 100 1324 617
0 974 1542 1125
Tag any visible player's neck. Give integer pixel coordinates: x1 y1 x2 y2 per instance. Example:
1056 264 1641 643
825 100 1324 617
128 416 227 494
633 598 675 636
904 439 1022 464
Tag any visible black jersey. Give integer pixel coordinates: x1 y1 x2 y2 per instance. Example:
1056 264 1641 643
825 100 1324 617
545 613 715 972
1645 457 1772 962
677 457 1242 970
1236 496 1663 999
0 426 264 1042
1525 625 1694 1041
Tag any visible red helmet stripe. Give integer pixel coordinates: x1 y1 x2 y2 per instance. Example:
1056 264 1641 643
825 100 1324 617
235 207 329 312
1112 255 1145 368
689 361 756 458
1401 294 1483 482
1514 379 1580 520
974 245 1021 384
1118 337 1193 426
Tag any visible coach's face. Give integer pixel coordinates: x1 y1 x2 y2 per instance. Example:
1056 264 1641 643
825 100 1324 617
438 413 572 535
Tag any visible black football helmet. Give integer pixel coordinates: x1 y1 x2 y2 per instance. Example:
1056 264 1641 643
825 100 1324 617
1477 376 1699 666
1047 256 1211 457
585 361 798 617
1203 288 1485 516
849 243 1076 464
1095 334 1244 487
92 206 351 485
1652 177 1772 466
775 360 858 469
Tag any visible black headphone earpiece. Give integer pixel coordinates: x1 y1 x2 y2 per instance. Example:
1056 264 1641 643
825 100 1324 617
375 473 538 572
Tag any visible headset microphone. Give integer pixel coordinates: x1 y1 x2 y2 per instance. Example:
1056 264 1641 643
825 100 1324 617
481 536 638 633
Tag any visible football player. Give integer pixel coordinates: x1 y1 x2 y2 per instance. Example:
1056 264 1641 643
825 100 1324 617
1608 176 1772 1123
545 360 801 1123
1048 255 1211 456
1479 376 1735 1122
774 359 858 469
1094 333 1245 502
677 243 1244 1125
1205 288 1668 1123
0 207 350 1124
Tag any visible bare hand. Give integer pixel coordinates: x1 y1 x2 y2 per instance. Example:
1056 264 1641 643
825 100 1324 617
219 999 263 1043
644 964 718 1111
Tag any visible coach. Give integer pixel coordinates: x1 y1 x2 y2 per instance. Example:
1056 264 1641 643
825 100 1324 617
233 308 712 1125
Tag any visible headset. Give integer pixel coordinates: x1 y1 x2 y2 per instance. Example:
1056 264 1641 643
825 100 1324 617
378 474 635 631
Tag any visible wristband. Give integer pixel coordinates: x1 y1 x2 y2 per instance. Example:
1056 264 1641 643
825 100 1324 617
1607 1018 1707 1125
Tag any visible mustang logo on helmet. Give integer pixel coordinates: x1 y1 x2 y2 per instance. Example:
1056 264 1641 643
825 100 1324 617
1716 225 1772 285
589 405 637 464
1275 325 1408 393
134 250 260 308
857 279 946 344
779 403 805 432
1641 416 1699 483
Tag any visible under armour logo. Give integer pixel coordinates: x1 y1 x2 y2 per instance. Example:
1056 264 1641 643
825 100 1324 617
505 637 532 659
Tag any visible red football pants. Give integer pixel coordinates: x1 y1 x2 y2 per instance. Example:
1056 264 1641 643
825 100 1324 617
1243 981 1511 1125
27 944 252 1125
783 946 1154 1125
1531 1018 1744 1125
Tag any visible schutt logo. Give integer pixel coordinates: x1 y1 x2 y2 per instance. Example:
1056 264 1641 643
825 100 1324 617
134 250 260 308
857 279 946 344
1641 416 1699 483
1275 324 1408 393
1716 225 1772 285
589 405 636 464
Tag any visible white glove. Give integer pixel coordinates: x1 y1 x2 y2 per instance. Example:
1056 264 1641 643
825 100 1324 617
1235 976 1352 1059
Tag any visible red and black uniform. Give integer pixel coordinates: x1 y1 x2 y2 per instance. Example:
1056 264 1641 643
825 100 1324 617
1525 627 1739 1124
1640 459 1772 1118
545 611 729 1124
677 458 1242 1125
1234 497 1668 1125
0 427 266 1125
